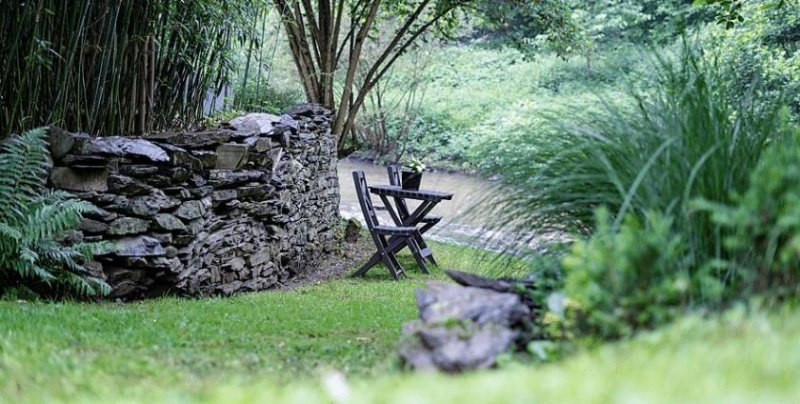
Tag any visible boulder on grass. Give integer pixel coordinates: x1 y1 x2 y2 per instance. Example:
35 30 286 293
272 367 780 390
398 280 530 373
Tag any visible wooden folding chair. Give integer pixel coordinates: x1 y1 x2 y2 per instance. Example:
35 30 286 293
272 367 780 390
387 164 442 265
351 171 423 279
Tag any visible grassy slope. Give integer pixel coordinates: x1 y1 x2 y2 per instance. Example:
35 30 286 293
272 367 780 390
0 242 523 402
1 241 798 403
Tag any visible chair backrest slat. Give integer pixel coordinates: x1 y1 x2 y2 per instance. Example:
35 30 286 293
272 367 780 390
352 171 380 229
386 164 411 217
387 164 402 187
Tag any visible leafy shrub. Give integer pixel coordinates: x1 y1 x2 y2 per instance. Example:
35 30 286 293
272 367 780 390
694 124 800 299
701 0 800 115
233 84 303 115
0 128 110 298
394 112 472 164
563 208 689 339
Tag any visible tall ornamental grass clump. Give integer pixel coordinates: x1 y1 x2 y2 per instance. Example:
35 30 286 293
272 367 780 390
0 128 110 298
487 43 786 264
483 43 796 339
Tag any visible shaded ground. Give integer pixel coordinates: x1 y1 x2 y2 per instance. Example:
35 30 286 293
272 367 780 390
279 234 374 290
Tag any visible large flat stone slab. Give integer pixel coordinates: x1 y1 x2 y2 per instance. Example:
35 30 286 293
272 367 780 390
82 137 169 163
215 143 249 170
113 236 166 257
50 166 109 192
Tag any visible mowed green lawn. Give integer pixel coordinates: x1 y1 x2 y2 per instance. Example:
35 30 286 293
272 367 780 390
1 242 799 403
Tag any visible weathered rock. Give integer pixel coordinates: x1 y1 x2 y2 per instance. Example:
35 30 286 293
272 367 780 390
399 321 516 372
80 218 109 234
113 236 166 257
216 144 249 170
119 165 159 176
244 136 273 153
84 207 118 222
61 154 111 167
248 248 271 266
227 113 280 135
398 281 530 373
48 128 90 160
283 103 328 118
174 200 207 220
149 257 182 272
416 282 530 326
164 246 179 258
191 150 218 168
107 217 150 235
50 166 109 192
108 175 152 195
344 218 362 242
208 169 264 187
145 130 233 147
124 193 181 217
222 257 246 272
82 137 169 163
212 189 237 202
84 261 105 278
153 213 186 231
218 281 243 295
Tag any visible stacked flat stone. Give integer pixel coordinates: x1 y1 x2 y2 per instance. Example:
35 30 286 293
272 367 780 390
47 104 339 298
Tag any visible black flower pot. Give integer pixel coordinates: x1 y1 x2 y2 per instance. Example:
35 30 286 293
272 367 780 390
401 170 422 190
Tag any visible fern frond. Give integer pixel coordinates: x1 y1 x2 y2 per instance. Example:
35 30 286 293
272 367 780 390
0 128 51 222
0 223 23 241
0 128 108 298
21 201 86 243
57 271 97 296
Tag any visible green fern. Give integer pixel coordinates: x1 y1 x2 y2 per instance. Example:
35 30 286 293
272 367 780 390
0 128 111 297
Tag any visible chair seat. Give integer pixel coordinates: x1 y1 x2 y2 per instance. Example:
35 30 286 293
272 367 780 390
420 215 442 224
373 225 417 236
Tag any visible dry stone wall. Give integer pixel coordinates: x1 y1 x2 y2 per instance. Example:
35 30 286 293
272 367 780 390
47 104 339 298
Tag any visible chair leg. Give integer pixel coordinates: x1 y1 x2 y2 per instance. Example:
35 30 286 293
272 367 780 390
410 231 436 266
417 222 439 265
352 253 380 277
378 235 402 280
407 237 430 274
353 233 403 278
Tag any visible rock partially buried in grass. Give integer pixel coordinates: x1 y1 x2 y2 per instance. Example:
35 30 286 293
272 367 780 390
344 218 362 242
398 278 530 372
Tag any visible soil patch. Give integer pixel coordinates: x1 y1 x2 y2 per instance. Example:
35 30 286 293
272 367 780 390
279 234 374 290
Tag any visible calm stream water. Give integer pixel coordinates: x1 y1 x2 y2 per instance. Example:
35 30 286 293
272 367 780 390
337 158 544 252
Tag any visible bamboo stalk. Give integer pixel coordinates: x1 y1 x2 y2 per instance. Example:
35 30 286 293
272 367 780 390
1 0 264 138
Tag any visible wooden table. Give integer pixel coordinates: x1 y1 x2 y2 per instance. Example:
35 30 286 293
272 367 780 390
366 185 453 274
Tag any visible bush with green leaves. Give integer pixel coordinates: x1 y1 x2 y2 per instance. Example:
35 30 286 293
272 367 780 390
0 128 110 298
232 84 303 115
694 124 800 299
562 208 689 339
701 0 800 115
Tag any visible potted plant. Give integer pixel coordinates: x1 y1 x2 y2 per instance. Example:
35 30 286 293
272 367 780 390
401 157 426 190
